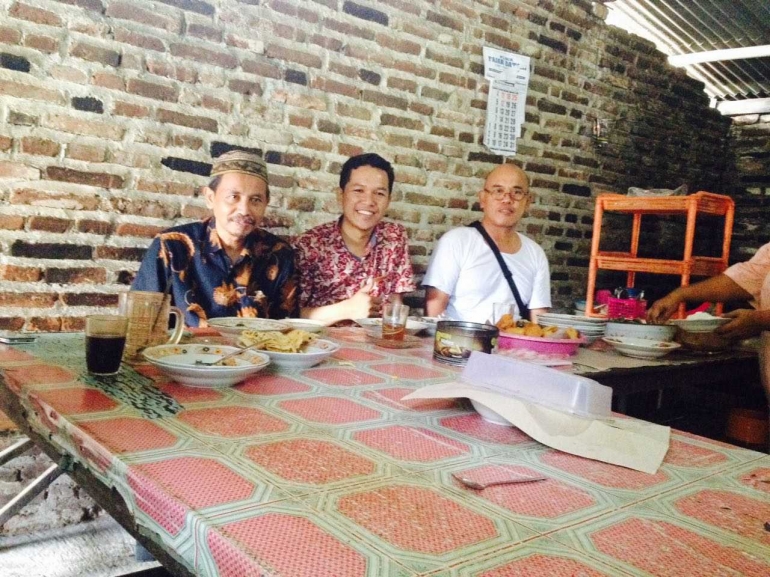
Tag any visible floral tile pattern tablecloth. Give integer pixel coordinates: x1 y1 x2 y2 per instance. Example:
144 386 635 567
1 330 768 576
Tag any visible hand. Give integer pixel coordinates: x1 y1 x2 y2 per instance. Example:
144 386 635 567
716 309 770 341
647 293 682 324
345 278 381 319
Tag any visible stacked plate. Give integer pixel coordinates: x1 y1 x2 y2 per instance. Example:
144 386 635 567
537 313 607 344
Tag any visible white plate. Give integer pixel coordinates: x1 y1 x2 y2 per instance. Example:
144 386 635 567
143 344 270 388
602 337 681 359
668 317 730 333
355 318 432 335
538 313 607 325
282 319 327 333
208 317 290 335
261 339 340 369
470 400 510 425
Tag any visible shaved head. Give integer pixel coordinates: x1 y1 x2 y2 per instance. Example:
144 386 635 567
484 164 530 191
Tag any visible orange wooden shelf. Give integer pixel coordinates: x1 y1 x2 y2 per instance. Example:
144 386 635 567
586 191 735 319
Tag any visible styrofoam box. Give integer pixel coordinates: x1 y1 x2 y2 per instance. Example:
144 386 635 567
461 352 612 419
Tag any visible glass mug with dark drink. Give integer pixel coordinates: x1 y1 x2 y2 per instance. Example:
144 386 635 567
382 302 409 341
85 315 128 376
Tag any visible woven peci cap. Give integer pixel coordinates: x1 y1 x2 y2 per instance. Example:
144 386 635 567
210 150 268 184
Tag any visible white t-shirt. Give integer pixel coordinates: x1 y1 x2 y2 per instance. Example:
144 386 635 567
422 227 551 323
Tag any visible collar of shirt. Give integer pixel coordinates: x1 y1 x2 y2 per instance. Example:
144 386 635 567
335 216 379 261
203 217 253 266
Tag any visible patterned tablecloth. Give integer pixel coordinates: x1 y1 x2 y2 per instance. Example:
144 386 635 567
1 330 769 576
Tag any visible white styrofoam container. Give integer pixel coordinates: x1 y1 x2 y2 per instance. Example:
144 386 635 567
461 352 612 419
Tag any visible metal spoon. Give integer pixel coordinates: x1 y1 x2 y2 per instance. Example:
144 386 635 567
194 344 262 366
452 473 547 490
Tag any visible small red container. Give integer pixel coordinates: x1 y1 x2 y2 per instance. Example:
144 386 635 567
607 297 647 320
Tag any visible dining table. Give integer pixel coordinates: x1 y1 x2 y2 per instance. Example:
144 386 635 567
0 328 768 577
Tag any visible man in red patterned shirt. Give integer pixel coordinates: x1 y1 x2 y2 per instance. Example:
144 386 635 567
295 154 416 323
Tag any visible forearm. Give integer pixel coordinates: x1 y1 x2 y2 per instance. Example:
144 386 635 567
425 287 450 317
669 274 752 304
301 301 352 324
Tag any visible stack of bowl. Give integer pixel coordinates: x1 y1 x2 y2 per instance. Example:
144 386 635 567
538 313 607 344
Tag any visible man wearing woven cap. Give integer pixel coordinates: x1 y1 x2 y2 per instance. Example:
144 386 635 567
132 150 298 326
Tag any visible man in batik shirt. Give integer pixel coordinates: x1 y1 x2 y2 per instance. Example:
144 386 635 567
295 153 415 324
132 150 298 327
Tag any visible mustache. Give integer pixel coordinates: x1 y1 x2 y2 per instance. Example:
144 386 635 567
229 215 256 225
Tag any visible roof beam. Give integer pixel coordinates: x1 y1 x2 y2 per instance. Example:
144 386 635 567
669 45 770 66
716 97 770 116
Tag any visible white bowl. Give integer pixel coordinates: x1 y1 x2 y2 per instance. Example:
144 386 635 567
469 400 510 425
208 317 290 336
668 317 730 333
260 339 340 369
282 319 327 333
602 337 681 359
355 318 432 335
142 344 270 388
605 321 676 342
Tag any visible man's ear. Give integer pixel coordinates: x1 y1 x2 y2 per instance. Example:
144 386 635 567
204 186 216 209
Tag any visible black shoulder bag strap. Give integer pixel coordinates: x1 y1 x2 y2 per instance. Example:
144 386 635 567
468 221 530 320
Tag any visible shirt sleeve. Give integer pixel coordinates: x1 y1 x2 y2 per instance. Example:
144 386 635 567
724 242 770 302
527 245 552 309
422 230 462 296
131 237 168 293
390 225 417 295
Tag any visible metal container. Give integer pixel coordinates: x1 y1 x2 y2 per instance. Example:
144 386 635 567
433 321 499 366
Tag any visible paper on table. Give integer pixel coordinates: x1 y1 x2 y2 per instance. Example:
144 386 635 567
403 355 670 474
574 348 691 371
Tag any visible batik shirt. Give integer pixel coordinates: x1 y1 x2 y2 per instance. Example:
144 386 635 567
295 218 416 309
132 218 298 327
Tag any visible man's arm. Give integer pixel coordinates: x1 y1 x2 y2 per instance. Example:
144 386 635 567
647 274 753 324
131 237 166 292
301 277 379 324
425 286 450 317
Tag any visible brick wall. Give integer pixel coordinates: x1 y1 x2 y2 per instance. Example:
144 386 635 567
0 0 734 326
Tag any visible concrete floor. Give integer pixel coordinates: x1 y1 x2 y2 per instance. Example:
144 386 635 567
0 515 161 577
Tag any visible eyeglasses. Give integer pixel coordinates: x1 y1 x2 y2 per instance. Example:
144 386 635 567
483 187 529 201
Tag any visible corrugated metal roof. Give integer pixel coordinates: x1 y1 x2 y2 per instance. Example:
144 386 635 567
605 0 770 102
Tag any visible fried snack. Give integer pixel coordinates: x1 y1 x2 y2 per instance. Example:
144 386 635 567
499 321 581 340
239 329 316 352
495 313 516 332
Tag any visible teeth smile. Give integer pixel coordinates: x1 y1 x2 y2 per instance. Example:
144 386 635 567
358 210 374 216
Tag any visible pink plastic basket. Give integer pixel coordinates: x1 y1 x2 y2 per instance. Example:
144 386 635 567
498 333 584 356
607 297 647 320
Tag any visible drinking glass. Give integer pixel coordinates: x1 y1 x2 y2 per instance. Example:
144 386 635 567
382 303 409 341
119 291 184 359
85 315 128 376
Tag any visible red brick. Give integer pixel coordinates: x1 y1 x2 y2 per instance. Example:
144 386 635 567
0 162 40 179
380 113 424 131
387 77 418 93
110 198 179 219
156 109 217 132
127 78 179 102
115 223 164 237
0 79 63 104
45 267 107 284
338 143 364 157
182 205 209 219
170 42 237 68
106 1 181 33
0 135 12 151
114 27 166 52
146 59 197 83
362 90 408 111
113 101 149 118
0 26 22 44
393 60 436 79
23 33 58 53
376 34 422 55
70 41 121 67
0 292 58 307
311 77 359 98
91 72 125 90
11 189 101 210
61 293 118 307
0 214 24 230
77 219 112 234
0 264 42 282
266 43 322 69
410 102 434 115
94 246 147 261
242 58 281 79
9 2 62 26
21 136 60 157
45 167 124 189
27 317 63 332
329 62 358 78
0 317 25 331
228 79 262 96
186 22 222 42
171 134 203 149
480 12 509 30
336 103 371 121
289 114 313 128
309 34 343 51
66 143 106 163
45 113 125 140
299 137 333 152
29 216 71 233
61 317 86 331
200 94 231 113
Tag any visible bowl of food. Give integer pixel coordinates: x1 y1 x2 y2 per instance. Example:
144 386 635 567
238 329 339 369
673 327 733 353
602 337 680 359
142 344 271 388
605 320 676 342
208 317 290 336
668 312 730 333
497 319 584 356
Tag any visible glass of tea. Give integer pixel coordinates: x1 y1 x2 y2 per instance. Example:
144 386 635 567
382 302 409 341
85 315 129 376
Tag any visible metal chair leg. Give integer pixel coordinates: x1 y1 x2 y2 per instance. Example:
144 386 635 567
0 438 34 466
0 463 63 527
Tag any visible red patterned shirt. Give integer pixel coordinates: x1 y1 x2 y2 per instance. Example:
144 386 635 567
295 219 416 309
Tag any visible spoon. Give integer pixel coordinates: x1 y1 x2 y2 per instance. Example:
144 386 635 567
194 344 262 366
452 473 547 490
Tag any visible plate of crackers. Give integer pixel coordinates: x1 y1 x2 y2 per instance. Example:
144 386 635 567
238 329 340 369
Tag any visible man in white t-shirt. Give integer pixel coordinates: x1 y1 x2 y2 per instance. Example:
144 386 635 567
423 164 551 323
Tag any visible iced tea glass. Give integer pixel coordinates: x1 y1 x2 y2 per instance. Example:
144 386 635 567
382 303 409 341
85 315 128 376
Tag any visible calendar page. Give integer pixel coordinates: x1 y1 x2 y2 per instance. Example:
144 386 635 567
482 47 531 157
